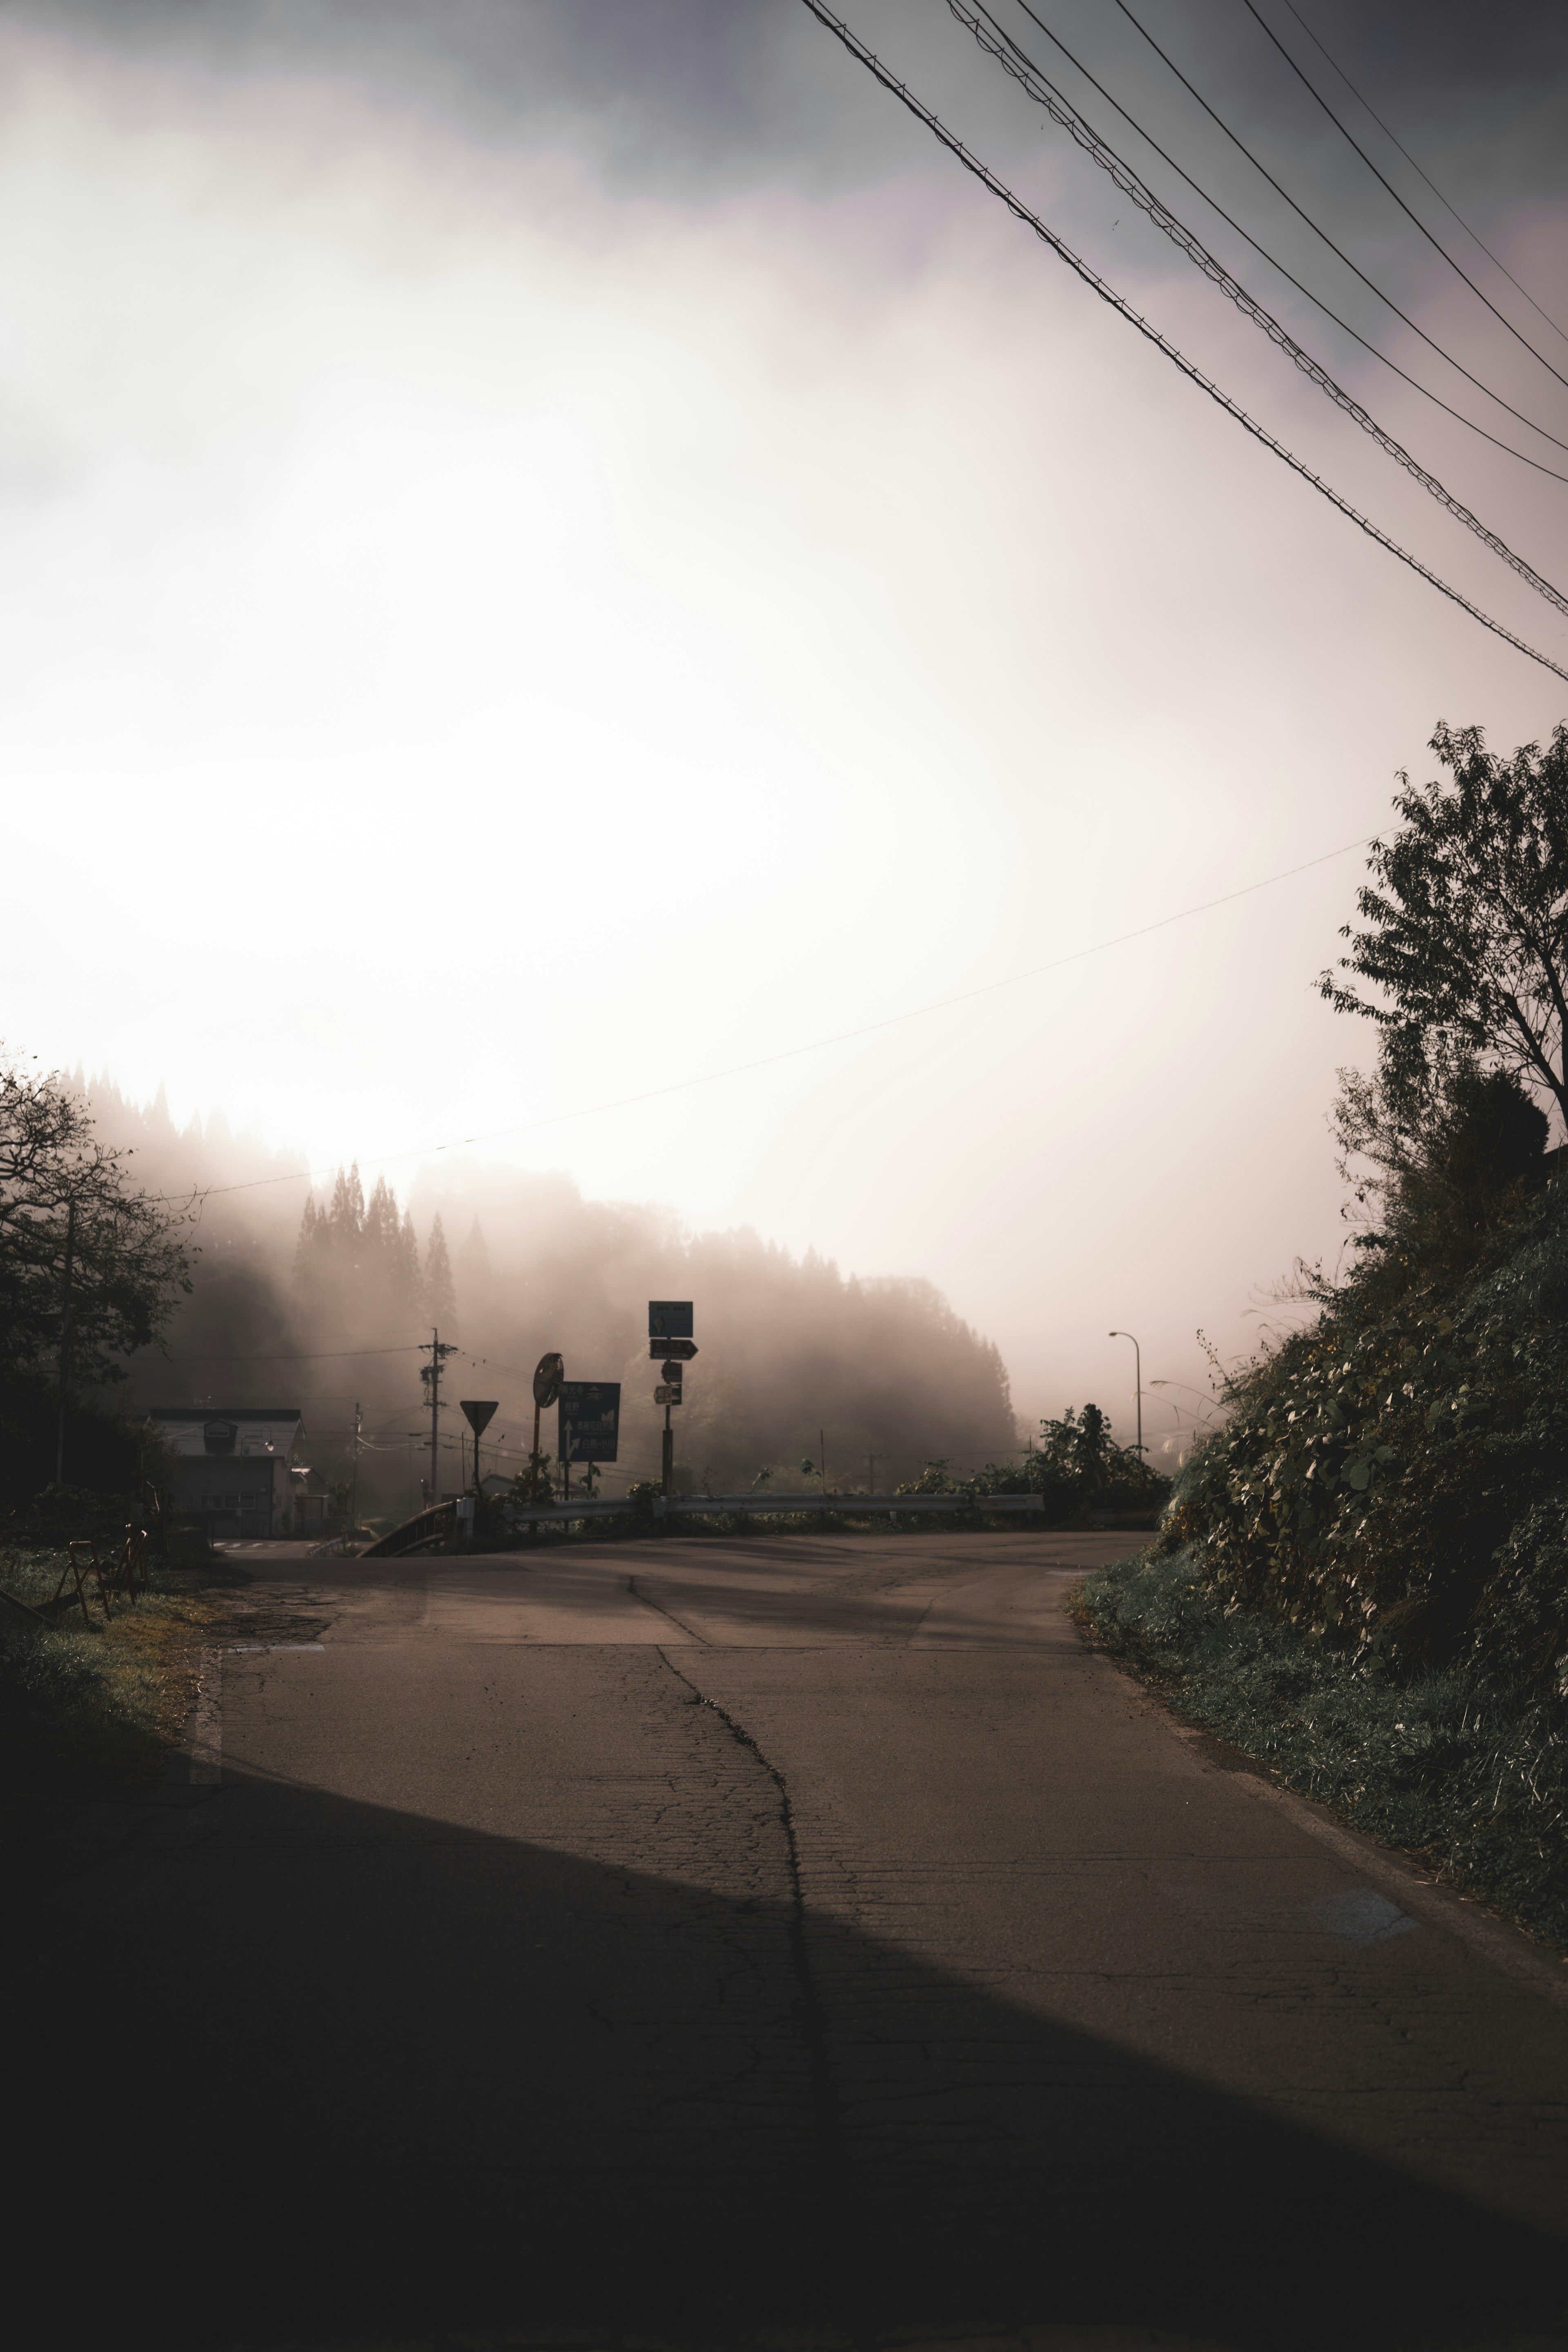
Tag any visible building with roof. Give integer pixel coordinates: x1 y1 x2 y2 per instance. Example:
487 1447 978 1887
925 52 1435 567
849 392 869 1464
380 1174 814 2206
147 1408 307 1539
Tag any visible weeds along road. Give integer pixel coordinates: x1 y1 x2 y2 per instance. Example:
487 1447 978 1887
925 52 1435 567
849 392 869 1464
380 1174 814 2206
14 1530 1568 2352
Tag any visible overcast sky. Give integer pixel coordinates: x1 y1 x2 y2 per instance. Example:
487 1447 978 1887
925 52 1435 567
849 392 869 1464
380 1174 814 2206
4 0 1566 1451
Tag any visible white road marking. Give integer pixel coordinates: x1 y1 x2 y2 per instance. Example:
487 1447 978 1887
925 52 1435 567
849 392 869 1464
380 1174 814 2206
226 1642 326 1653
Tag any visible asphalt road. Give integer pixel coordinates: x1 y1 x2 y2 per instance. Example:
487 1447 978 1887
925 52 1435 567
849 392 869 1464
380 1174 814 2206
15 1530 1568 2352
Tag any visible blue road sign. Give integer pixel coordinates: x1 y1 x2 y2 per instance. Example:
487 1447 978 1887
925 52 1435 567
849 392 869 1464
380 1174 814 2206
648 1301 694 1341
557 1381 621 1464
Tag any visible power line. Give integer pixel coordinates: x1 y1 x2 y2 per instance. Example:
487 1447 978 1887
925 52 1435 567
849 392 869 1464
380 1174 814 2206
955 1 1568 619
798 3 1568 681
151 1342 425 1361
1093 0 1568 457
153 826 1381 1211
1271 0 1568 346
959 2 1568 484
1238 0 1568 393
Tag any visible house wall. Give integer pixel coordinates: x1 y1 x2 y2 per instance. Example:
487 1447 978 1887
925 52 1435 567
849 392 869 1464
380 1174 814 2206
174 1454 278 1539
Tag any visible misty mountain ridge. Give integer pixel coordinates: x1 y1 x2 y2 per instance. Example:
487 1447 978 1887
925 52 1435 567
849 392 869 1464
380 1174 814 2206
75 1073 1022 1511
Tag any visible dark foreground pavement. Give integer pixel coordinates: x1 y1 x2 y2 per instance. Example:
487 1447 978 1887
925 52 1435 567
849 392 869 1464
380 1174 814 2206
12 1532 1568 2351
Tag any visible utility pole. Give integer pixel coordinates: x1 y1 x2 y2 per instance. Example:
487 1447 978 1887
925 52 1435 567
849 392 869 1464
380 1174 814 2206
1109 1330 1145 1457
430 1330 441 1502
820 1427 828 1497
421 1329 457 1505
55 1196 76 1488
868 1453 877 1494
350 1401 362 1535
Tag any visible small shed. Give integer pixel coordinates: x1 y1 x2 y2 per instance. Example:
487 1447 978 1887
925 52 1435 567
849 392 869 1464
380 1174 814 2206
291 1463 336 1531
147 1408 306 1539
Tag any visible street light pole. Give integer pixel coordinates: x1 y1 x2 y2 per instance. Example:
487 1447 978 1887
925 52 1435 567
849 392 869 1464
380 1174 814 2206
1108 1330 1144 1457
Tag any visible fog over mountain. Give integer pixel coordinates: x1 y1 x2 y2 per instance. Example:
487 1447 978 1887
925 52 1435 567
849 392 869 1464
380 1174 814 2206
4 2 1564 1455
76 1073 1021 1515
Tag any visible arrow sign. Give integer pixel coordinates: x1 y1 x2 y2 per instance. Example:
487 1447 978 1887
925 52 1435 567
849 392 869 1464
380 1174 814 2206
558 1381 621 1464
459 1400 499 1437
649 1339 698 1362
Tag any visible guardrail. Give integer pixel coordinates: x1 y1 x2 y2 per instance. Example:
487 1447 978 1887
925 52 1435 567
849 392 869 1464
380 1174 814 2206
359 1500 457 1559
654 1492 1045 1518
367 1491 1047 1548
499 1497 636 1528
506 1492 1045 1524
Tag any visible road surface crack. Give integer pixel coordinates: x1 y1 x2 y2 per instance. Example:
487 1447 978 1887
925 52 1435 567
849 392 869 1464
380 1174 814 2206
627 1577 708 1643
654 1647 868 2348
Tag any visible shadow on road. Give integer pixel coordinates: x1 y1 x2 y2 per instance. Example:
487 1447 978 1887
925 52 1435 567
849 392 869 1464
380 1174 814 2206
16 1761 1563 2351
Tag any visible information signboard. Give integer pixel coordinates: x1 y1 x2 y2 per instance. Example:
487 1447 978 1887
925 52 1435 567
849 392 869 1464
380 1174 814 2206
557 1380 621 1463
647 1301 694 1341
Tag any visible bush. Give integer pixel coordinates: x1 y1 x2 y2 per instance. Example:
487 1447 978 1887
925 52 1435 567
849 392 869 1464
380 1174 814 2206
903 1408 1169 1525
1155 1167 1568 1677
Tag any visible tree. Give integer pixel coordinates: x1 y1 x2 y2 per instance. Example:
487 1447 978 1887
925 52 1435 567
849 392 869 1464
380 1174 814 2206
424 1213 457 1332
1335 1056 1549 1263
293 1168 425 1336
0 1051 193 1465
1320 722 1568 1131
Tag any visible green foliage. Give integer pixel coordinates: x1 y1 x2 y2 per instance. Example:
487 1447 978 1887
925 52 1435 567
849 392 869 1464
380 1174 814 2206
1079 1547 1568 1946
1320 719 1568 1129
1158 1167 1568 1683
0 1374 144 1511
0 1052 192 1482
1076 722 1568 1942
945 1408 1169 1521
0 1543 218 1791
895 1458 960 1495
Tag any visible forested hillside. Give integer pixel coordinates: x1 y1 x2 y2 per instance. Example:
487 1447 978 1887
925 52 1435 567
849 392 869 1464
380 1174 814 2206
35 1074 1022 1515
1082 723 1568 1942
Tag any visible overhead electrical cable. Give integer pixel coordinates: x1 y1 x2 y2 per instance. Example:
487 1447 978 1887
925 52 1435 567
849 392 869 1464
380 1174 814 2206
953 0 1568 616
795 2 1568 683
1094 0 1568 456
1238 0 1568 390
151 1343 427 1361
1273 0 1568 345
953 1 1568 483
149 828 1386 1209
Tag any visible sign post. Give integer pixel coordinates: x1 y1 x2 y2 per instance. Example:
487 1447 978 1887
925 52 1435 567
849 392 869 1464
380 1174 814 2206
459 1400 499 1494
648 1304 695 1498
531 1353 564 1507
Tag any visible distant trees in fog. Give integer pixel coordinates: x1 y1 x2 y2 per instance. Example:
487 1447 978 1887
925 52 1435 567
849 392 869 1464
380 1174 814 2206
10 1072 1025 1517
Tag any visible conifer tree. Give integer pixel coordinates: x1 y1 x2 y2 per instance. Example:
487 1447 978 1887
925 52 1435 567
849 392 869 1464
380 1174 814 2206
456 1214 492 1309
425 1212 457 1333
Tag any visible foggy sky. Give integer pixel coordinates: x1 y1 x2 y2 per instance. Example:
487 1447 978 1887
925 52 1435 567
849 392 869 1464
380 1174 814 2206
4 0 1566 1456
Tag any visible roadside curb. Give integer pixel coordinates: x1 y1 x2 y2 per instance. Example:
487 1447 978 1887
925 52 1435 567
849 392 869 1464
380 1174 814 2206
1077 1629 1568 2006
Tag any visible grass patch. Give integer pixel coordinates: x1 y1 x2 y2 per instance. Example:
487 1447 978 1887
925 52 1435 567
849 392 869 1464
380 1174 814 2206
0 1543 222 1788
1076 1544 1568 1951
